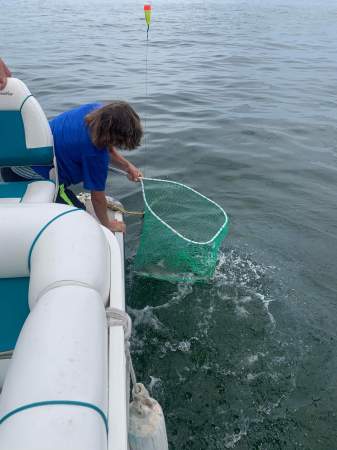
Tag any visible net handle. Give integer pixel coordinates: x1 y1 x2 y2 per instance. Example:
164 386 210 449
108 166 229 245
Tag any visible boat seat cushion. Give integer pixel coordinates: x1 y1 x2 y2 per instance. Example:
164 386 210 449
0 78 54 167
0 278 29 353
0 181 55 203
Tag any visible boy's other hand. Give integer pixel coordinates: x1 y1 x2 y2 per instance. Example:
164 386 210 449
127 163 143 182
0 59 12 90
109 219 126 233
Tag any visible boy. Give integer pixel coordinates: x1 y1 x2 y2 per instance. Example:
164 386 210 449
6 101 144 233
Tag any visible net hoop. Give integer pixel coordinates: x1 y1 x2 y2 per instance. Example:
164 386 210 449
140 177 229 246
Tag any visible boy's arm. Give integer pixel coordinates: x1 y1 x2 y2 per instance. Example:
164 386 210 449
109 146 143 181
91 190 125 233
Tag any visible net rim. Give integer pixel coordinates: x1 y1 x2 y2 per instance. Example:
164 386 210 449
141 177 229 245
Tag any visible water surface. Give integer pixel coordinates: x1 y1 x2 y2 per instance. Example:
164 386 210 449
2 0 337 447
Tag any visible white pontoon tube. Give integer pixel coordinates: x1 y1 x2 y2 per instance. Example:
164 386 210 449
0 203 123 449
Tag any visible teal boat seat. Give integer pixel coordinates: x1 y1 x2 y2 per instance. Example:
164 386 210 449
0 278 29 353
0 180 55 203
0 78 57 200
0 111 53 167
0 182 29 200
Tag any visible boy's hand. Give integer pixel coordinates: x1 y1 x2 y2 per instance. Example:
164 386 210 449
126 163 143 182
109 219 126 233
0 59 12 90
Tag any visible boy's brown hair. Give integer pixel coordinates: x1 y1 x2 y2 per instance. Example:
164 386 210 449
85 101 143 150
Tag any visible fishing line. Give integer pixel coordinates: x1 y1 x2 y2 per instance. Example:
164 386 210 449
144 30 149 154
143 1 152 157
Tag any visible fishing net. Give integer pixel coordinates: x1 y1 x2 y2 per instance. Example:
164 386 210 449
134 178 229 282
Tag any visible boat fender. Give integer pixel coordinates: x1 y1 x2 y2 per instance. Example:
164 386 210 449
128 383 168 450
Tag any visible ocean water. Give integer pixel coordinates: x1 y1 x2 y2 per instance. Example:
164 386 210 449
2 0 337 448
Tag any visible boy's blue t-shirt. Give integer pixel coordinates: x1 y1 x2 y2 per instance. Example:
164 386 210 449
34 103 109 191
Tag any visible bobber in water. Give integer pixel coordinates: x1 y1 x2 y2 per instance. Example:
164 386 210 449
144 1 152 36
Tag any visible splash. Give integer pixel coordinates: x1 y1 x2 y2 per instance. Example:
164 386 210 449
214 249 277 326
127 247 301 449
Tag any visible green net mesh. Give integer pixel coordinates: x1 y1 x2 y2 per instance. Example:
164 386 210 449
134 178 229 282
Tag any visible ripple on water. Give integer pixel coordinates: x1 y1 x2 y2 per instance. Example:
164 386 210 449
4 0 336 447
127 248 304 449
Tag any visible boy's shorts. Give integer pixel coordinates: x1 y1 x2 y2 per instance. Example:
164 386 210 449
56 185 86 210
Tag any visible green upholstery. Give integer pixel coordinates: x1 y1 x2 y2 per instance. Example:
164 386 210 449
0 111 53 167
0 182 29 200
0 278 30 353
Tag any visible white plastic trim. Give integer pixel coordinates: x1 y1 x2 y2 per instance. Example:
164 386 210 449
0 198 20 204
29 209 110 309
0 78 30 110
21 96 53 149
21 181 55 203
0 204 69 277
101 228 128 450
